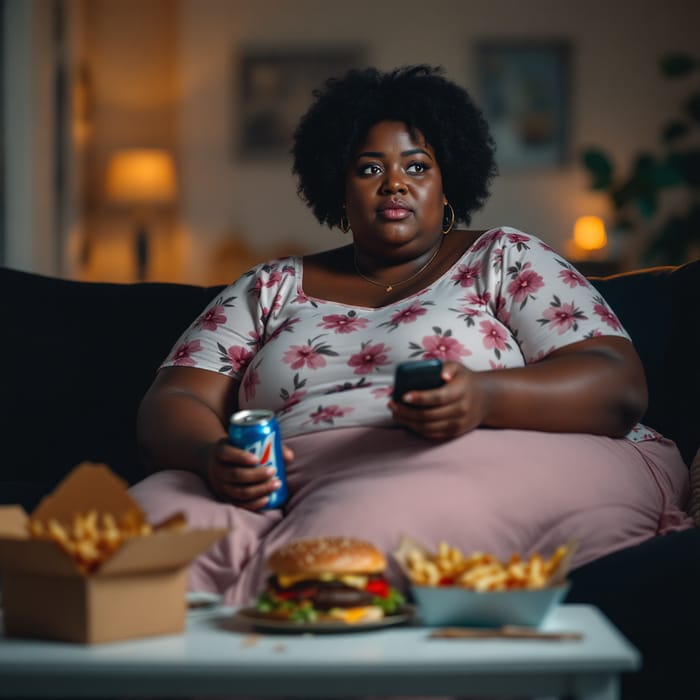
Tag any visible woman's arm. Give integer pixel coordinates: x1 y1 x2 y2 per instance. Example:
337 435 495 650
137 366 236 477
136 366 288 508
390 336 648 440
477 336 647 434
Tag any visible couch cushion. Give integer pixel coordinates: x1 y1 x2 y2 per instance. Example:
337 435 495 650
0 267 224 508
566 527 700 700
590 258 700 466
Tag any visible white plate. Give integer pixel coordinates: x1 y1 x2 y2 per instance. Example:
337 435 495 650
186 591 223 612
234 606 415 633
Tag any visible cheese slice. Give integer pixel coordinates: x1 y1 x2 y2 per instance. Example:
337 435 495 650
276 572 369 589
326 605 384 624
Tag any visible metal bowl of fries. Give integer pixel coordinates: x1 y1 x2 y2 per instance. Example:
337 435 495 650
394 536 573 628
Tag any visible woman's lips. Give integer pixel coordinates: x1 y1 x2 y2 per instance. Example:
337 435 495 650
378 206 412 221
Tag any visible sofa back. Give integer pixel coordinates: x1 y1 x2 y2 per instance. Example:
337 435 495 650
1 259 699 511
590 259 700 467
0 268 226 509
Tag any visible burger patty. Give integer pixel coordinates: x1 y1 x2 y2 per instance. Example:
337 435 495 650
311 585 373 609
269 576 377 609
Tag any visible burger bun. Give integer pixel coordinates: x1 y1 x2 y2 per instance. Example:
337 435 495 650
267 536 386 575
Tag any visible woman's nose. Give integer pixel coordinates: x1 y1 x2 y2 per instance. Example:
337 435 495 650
380 170 407 194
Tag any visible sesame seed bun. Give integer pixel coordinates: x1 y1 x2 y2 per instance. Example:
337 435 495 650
267 536 387 575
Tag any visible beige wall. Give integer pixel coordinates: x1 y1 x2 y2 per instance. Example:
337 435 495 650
177 0 700 282
9 0 696 282
83 0 180 209
74 0 184 282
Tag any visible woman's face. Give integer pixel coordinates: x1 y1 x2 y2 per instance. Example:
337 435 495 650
344 120 446 259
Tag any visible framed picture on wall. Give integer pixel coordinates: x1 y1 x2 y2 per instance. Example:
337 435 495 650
236 47 364 159
475 41 571 169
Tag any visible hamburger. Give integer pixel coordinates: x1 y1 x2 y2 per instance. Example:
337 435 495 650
255 536 405 623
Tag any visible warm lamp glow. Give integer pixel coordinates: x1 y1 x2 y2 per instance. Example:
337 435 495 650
106 149 177 204
104 148 178 282
573 215 607 252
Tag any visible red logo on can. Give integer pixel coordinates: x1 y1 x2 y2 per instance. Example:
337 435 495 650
246 434 278 474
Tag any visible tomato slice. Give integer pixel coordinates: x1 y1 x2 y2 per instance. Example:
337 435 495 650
364 579 389 597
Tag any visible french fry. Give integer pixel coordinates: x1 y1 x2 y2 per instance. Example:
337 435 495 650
27 508 184 574
394 535 575 591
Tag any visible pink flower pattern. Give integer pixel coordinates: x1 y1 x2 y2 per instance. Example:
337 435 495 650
197 304 227 331
348 342 391 375
306 404 354 426
593 299 623 330
379 301 432 331
415 330 471 361
268 317 301 343
279 389 306 414
494 248 505 269
318 311 370 334
465 291 491 307
479 320 512 358
451 262 482 288
217 344 253 374
159 233 653 443
507 233 531 250
506 262 545 306
471 229 504 253
538 297 587 335
282 335 337 370
559 268 588 289
170 340 201 366
450 305 483 327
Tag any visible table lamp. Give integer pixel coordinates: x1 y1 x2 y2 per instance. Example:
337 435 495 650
105 148 177 280
565 215 608 261
573 215 607 254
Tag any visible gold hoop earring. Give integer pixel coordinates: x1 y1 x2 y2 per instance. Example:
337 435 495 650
340 210 351 234
442 202 455 235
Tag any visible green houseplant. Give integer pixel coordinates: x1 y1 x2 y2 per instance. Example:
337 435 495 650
581 52 700 265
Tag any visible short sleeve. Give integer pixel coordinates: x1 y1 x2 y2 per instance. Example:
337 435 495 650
160 259 296 378
483 228 631 363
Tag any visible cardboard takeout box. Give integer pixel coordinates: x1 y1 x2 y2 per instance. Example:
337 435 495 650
0 463 227 644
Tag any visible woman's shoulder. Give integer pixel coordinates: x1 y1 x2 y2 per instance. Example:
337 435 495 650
464 226 558 257
468 225 543 244
221 256 301 286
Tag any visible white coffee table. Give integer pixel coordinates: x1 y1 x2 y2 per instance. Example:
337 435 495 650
0 604 639 699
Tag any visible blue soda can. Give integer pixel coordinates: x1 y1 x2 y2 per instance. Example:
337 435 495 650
228 409 288 509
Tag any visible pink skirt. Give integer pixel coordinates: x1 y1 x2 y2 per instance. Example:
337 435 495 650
129 427 693 606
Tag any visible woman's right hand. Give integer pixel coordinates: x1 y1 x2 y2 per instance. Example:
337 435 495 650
205 438 294 510
137 366 295 509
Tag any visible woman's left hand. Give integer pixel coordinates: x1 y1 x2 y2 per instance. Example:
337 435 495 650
389 361 488 440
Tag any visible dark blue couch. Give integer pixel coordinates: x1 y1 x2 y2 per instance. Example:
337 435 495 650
1 261 698 699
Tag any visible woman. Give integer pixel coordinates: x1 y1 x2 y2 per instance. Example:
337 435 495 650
132 65 692 604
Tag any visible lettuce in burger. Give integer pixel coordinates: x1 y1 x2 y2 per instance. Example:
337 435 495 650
256 536 404 623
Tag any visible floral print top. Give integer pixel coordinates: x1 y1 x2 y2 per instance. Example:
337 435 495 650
162 227 660 443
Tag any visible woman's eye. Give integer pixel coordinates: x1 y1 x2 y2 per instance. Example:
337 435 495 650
407 162 428 174
358 164 382 176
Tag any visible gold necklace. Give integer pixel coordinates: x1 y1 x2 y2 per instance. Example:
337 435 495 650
353 239 443 293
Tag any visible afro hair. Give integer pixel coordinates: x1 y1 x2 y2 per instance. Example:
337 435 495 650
292 64 497 229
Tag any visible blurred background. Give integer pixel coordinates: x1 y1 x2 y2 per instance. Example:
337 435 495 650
1 0 699 286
